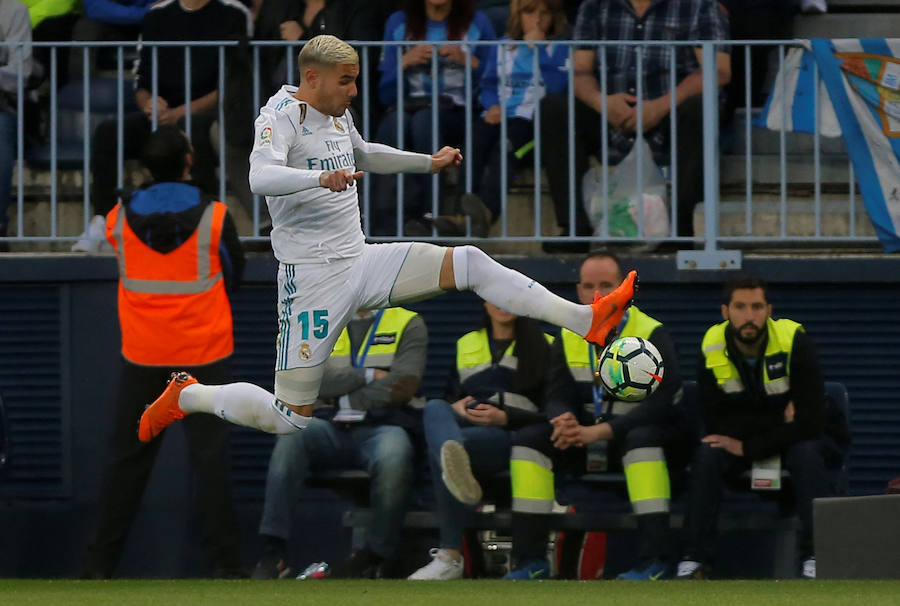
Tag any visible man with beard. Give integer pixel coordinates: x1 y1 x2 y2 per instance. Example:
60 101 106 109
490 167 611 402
676 274 834 580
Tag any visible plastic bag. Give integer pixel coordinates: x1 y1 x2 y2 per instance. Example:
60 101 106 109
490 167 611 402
583 137 670 238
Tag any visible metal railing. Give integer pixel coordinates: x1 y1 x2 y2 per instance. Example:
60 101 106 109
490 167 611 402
0 39 879 253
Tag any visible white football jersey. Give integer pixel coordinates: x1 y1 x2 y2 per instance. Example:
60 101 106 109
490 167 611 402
250 85 366 264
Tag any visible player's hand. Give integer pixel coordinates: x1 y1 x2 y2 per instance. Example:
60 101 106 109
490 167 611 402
466 403 507 426
605 92 637 131
483 105 501 125
430 146 463 173
279 20 304 41
373 369 388 380
319 170 364 192
451 396 475 418
702 434 744 457
402 45 433 69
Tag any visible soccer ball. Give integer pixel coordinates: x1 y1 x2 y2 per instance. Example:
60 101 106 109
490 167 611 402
596 336 664 402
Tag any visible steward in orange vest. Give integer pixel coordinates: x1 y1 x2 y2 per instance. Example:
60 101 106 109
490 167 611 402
81 126 245 579
106 149 244 366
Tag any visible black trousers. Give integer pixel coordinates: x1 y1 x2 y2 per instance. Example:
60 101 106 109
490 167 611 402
91 111 218 216
539 93 705 237
683 437 837 565
82 358 240 577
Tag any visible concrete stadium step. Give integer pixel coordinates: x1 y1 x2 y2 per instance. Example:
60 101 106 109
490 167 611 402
693 196 877 240
793 13 900 37
729 109 848 156
720 154 851 187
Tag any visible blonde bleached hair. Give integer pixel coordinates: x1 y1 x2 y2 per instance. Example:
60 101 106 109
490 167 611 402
298 35 359 78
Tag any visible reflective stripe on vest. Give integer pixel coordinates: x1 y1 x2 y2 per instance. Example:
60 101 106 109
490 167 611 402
330 307 418 368
456 329 553 413
111 202 223 294
701 318 802 396
561 306 663 410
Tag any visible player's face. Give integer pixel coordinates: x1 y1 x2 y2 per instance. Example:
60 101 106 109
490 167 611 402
722 287 771 345
318 62 359 116
577 257 622 305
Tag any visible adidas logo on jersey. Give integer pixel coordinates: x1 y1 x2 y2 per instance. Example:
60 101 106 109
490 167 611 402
301 126 313 136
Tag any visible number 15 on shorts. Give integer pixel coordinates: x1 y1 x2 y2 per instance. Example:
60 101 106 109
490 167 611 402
298 309 329 339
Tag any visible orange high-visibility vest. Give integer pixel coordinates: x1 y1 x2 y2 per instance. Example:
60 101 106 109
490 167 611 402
106 200 234 366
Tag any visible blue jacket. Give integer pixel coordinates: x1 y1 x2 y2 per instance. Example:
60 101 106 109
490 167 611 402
479 39 568 119
84 0 153 26
378 9 496 108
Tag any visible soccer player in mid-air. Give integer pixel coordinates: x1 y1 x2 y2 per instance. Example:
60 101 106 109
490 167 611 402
138 34 636 441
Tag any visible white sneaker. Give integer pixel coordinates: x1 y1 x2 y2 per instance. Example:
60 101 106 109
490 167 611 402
801 557 816 580
440 440 482 505
408 548 463 580
800 0 827 13
71 214 109 253
675 560 706 579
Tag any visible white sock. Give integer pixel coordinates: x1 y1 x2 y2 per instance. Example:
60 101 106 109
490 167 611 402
178 382 308 434
452 245 593 336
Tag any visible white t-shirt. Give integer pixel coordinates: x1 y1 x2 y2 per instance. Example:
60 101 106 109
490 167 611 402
249 85 432 265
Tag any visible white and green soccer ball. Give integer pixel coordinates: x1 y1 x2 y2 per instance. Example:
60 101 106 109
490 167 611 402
597 336 664 402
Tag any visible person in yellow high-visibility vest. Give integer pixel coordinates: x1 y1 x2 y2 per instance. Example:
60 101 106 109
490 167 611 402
408 303 560 580
675 274 842 581
550 251 689 580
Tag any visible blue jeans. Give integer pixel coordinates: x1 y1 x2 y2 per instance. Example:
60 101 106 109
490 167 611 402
423 399 512 550
258 418 415 559
0 109 16 225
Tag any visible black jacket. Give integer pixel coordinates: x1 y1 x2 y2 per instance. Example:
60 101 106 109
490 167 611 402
698 327 825 461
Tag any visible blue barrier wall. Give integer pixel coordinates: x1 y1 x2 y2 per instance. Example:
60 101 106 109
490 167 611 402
1 253 899 577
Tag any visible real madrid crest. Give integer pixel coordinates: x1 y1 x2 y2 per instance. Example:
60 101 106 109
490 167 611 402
300 343 312 360
333 117 345 133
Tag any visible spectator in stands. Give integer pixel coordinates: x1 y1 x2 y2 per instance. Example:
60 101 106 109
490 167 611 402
253 0 387 125
549 251 687 579
431 0 569 238
0 0 35 248
22 0 78 87
70 0 155 77
72 0 253 252
539 0 730 243
719 1 793 146
675 274 842 580
370 0 496 236
408 304 559 580
81 126 246 579
252 307 427 579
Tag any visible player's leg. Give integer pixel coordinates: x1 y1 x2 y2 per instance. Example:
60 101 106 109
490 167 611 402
380 241 636 345
139 261 355 440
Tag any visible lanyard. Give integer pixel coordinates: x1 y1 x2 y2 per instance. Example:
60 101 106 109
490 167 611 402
588 310 630 420
351 309 384 369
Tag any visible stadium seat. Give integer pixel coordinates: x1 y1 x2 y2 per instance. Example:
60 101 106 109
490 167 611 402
26 77 137 171
0 391 8 477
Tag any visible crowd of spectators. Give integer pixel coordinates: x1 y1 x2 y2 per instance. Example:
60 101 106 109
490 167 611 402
0 0 835 248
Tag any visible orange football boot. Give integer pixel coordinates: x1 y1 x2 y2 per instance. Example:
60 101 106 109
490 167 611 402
583 269 638 346
138 371 196 442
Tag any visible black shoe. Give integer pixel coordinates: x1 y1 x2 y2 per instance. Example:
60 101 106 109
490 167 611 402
251 551 293 580
331 548 384 579
459 193 492 238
